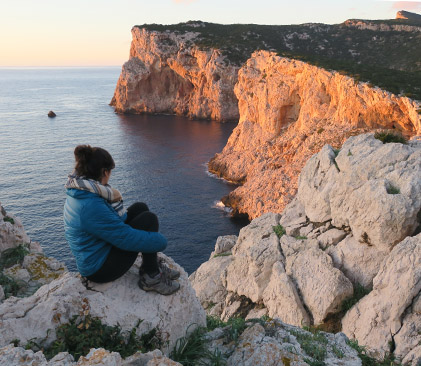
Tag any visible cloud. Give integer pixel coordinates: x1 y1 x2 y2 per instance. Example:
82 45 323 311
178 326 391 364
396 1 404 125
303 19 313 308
391 1 421 10
172 0 197 4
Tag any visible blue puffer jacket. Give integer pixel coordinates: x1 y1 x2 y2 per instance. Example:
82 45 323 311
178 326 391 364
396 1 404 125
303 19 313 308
63 189 167 276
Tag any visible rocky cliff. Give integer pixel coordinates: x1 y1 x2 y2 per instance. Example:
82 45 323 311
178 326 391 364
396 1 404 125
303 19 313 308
396 10 421 22
209 51 421 219
0 203 368 366
192 133 421 365
110 26 239 121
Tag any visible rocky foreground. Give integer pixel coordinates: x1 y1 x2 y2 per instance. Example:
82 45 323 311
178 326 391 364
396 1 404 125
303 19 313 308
191 133 421 365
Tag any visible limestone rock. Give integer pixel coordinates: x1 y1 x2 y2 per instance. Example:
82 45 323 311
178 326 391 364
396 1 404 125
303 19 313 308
317 228 347 249
286 247 354 324
327 235 387 288
0 255 206 353
0 346 180 366
297 145 339 222
111 27 239 121
0 286 4 302
330 134 421 250
189 254 232 312
209 51 421 219
224 213 283 302
0 203 31 252
342 233 421 360
262 262 310 326
211 235 237 257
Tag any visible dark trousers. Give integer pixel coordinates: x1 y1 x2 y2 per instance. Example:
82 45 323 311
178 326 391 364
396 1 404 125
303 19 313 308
86 202 160 283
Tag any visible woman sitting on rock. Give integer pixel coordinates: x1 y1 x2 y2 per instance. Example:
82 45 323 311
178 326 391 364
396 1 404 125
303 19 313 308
63 145 180 295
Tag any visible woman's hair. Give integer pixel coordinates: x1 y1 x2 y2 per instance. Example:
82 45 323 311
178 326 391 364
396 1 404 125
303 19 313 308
74 145 115 181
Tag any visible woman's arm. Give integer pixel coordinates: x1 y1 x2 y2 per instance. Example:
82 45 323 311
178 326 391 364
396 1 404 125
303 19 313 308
81 197 167 253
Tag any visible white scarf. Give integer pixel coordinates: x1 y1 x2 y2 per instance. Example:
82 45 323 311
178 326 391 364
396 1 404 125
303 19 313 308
65 171 126 217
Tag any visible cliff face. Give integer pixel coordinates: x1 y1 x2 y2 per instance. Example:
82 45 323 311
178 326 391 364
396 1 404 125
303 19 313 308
111 27 239 121
209 51 421 219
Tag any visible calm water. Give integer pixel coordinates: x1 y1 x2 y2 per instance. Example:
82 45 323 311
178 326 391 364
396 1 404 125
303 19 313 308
0 67 246 274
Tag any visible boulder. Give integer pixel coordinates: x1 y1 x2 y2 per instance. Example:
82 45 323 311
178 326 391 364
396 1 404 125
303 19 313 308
224 213 283 302
342 233 421 360
286 247 354 325
298 134 421 251
210 235 237 257
327 235 387 288
262 262 310 326
0 255 206 353
0 203 31 252
47 111 56 117
189 254 232 312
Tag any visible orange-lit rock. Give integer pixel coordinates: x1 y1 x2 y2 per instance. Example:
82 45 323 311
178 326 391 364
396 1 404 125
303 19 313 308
111 27 239 121
209 51 421 219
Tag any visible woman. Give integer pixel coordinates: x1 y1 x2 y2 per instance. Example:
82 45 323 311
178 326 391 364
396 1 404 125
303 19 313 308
63 145 180 295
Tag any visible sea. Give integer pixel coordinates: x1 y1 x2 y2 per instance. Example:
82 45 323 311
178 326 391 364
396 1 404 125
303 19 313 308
0 67 248 274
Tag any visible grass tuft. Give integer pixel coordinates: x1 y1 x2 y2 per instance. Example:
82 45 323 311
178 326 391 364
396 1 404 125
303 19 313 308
3 216 15 225
374 131 407 144
26 315 163 361
0 244 29 270
386 184 400 195
273 225 286 238
348 339 401 366
341 284 371 313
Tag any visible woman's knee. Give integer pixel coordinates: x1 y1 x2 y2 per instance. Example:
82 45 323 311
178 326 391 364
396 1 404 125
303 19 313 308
126 202 149 223
129 211 159 232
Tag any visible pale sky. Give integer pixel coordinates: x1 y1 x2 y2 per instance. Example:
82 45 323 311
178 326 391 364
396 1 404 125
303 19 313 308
0 0 420 66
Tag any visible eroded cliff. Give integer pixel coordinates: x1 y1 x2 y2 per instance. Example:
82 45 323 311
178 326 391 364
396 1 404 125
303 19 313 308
111 27 239 121
209 51 421 219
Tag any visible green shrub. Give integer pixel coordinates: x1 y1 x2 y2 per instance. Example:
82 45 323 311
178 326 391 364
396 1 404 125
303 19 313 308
27 316 163 361
374 131 407 144
317 128 325 134
341 284 371 313
0 272 24 298
386 184 400 195
170 326 207 366
347 339 401 366
207 315 227 331
290 328 327 364
3 216 15 225
273 225 286 238
0 244 29 269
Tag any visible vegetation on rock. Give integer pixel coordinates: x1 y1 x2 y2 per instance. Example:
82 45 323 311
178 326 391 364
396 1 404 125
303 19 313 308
374 131 407 144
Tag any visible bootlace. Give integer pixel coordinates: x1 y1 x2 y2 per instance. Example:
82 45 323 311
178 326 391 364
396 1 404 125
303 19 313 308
160 267 173 285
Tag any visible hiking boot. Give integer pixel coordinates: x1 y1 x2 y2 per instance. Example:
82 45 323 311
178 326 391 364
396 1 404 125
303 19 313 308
158 258 181 280
138 271 180 295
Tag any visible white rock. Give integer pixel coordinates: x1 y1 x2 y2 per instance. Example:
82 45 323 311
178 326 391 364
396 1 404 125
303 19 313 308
330 134 421 251
245 307 268 320
225 213 283 302
211 235 237 257
318 229 347 249
279 197 307 228
342 233 421 359
0 255 206 353
0 286 4 302
327 235 387 288
189 254 232 311
0 344 48 365
297 144 339 222
286 247 354 324
262 262 310 326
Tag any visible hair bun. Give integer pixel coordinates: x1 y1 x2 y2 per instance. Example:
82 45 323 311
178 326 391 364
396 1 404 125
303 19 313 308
74 145 93 162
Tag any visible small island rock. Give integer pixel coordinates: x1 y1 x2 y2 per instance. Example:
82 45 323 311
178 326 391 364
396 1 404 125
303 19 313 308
47 111 56 118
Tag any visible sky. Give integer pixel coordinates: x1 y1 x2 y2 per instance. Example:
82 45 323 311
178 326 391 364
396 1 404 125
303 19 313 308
0 0 420 67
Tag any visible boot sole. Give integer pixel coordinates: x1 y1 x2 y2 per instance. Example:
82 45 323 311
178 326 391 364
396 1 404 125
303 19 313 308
138 279 180 295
